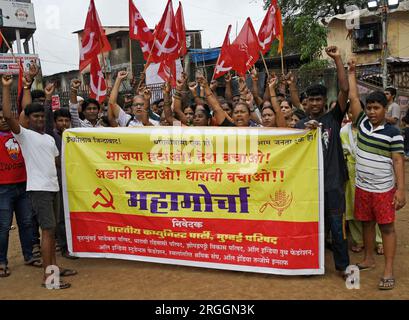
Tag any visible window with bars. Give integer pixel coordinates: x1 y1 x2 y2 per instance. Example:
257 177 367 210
352 23 382 53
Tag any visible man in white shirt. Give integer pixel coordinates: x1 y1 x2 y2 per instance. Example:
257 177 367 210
2 75 76 289
108 71 158 127
69 79 105 128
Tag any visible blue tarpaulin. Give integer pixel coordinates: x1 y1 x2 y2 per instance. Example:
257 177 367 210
189 48 220 63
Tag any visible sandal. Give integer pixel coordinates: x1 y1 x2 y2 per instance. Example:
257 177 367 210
0 265 11 278
41 280 71 290
24 258 43 268
376 244 384 255
60 268 78 277
351 245 364 253
378 277 395 290
32 245 41 259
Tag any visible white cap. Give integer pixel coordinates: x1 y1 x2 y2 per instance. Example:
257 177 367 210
77 96 84 102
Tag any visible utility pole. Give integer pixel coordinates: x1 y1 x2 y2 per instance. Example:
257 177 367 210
381 2 388 89
368 0 400 89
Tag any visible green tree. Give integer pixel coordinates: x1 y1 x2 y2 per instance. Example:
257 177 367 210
264 0 368 18
263 0 367 63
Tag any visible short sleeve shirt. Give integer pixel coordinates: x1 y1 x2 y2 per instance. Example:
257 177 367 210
355 111 404 193
386 102 401 129
13 127 59 192
296 102 348 192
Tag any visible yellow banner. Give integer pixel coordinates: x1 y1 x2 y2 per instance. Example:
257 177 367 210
63 127 321 223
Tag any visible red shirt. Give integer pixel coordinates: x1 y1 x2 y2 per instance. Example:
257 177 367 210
0 131 27 184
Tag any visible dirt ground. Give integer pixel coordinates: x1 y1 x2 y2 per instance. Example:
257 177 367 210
1 167 409 300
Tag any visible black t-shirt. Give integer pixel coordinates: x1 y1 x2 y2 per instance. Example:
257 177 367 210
295 103 348 192
403 127 409 153
221 118 236 127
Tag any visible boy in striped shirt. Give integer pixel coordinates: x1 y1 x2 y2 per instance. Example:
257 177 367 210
348 59 405 290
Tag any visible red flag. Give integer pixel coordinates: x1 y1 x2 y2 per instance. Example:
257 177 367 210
149 0 180 64
79 0 111 71
140 40 153 61
175 2 187 57
213 25 233 80
129 0 154 42
17 60 24 115
259 0 283 54
276 3 284 54
230 18 261 76
89 56 107 103
158 57 177 87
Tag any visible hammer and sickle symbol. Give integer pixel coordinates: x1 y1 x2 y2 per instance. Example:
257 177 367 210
92 187 116 210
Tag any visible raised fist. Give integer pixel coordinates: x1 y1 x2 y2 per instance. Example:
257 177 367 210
71 79 82 90
117 71 128 80
326 46 341 59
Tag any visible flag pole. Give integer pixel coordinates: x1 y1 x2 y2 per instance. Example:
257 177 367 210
259 51 270 77
0 31 25 74
98 37 110 90
129 38 133 78
280 51 285 75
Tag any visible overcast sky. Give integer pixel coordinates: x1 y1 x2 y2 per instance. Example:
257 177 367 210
27 0 267 76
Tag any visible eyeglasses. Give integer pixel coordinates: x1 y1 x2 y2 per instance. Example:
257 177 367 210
132 103 145 107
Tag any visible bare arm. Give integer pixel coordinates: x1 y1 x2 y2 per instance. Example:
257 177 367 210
250 68 263 107
173 76 188 124
21 62 39 112
198 75 226 125
392 152 406 210
347 58 362 124
326 46 349 113
69 79 82 128
19 75 35 128
286 72 302 110
188 80 205 106
21 76 32 111
108 71 128 122
141 87 152 126
44 83 55 136
162 81 176 125
2 76 21 134
224 73 233 103
269 74 286 128
263 72 271 102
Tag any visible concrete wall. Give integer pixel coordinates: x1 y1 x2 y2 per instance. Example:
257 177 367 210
325 11 409 65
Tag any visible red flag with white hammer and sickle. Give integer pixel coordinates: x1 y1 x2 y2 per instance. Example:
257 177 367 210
158 57 177 87
213 25 233 80
129 0 154 42
79 0 111 71
258 0 284 55
89 56 107 104
229 18 261 76
149 0 180 64
129 0 155 61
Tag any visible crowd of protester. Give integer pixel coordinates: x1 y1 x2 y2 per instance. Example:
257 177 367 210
0 45 406 290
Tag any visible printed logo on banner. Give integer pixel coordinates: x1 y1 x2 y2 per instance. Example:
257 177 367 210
92 187 116 210
259 190 293 216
